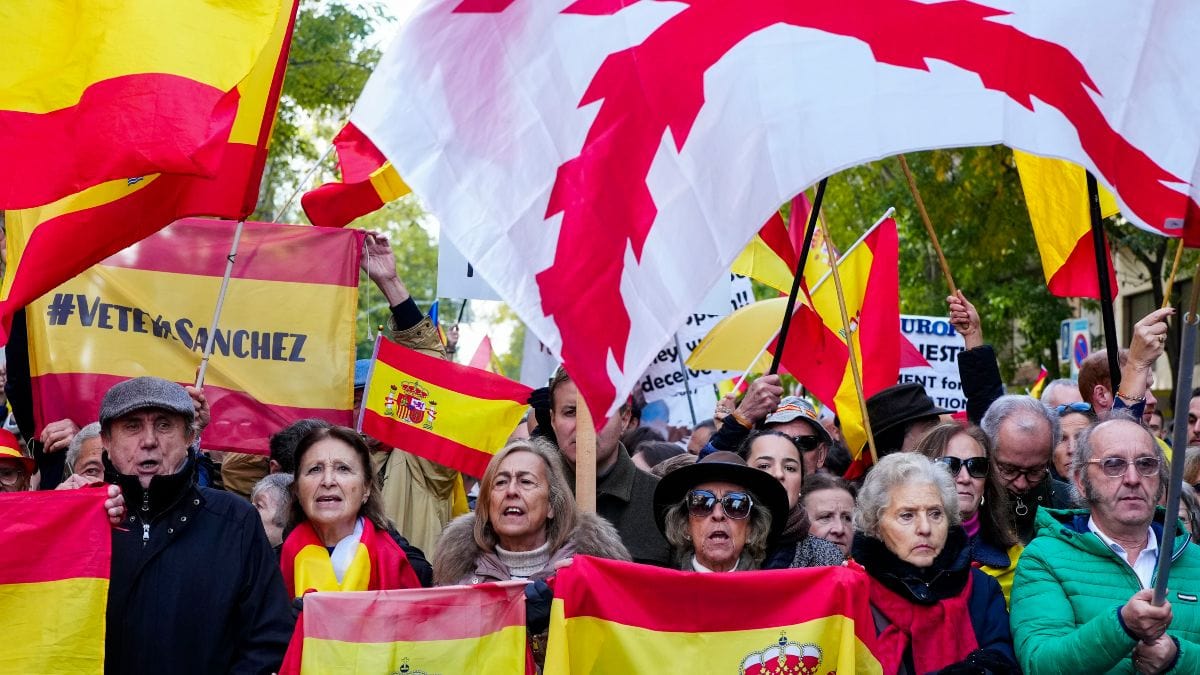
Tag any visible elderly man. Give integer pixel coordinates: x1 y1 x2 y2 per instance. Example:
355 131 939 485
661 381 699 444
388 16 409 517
1040 378 1084 409
1010 417 1200 674
981 395 1072 543
96 376 291 674
56 422 104 488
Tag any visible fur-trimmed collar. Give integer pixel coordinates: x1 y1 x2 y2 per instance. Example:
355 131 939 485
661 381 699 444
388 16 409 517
433 511 630 585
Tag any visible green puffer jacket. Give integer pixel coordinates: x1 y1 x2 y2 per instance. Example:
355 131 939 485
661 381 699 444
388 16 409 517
1010 507 1200 674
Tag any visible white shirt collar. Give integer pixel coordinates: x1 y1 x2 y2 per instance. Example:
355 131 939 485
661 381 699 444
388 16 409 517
1087 517 1158 588
691 556 738 573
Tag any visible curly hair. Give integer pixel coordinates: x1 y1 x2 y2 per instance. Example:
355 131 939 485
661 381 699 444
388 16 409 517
661 488 773 571
855 452 960 539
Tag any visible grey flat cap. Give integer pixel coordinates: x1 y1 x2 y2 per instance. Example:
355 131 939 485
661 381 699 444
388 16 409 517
99 377 195 426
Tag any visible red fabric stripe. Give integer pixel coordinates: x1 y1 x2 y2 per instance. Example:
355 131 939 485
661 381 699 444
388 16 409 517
787 193 813 255
858 219 900 395
0 487 111 584
302 583 526 642
33 372 351 455
361 408 493 477
280 518 421 597
332 122 389 182
376 338 533 404
97 217 363 286
1047 229 1114 299
301 178 386 228
556 556 876 641
757 211 797 268
0 74 236 210
775 304 847 405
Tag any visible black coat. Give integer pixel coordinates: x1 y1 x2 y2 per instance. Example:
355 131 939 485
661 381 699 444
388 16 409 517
104 454 293 675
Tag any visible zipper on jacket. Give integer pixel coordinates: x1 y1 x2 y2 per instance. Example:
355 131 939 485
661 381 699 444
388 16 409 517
142 522 150 545
140 491 151 547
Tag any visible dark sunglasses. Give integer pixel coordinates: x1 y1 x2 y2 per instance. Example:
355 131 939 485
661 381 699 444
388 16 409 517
789 435 824 452
685 489 754 520
1055 402 1093 416
1088 456 1161 478
936 456 989 479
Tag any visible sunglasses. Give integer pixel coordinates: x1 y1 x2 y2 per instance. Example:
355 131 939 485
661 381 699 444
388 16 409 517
936 456 989 479
789 435 825 452
685 489 754 520
1055 402 1094 416
1088 456 1162 478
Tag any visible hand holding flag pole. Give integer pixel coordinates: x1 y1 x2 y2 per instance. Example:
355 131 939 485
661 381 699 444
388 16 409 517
898 154 957 295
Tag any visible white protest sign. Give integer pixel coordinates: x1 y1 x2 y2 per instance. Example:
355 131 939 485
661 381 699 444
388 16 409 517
437 238 500 301
897 314 967 411
637 274 754 403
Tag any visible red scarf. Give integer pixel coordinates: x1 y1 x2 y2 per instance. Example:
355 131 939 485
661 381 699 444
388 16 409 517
868 572 978 674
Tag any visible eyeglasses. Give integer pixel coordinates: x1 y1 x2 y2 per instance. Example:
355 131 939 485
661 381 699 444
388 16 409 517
0 466 26 486
1088 456 1162 478
994 462 1049 483
1055 402 1094 416
685 489 754 520
936 456 989 479
789 435 825 452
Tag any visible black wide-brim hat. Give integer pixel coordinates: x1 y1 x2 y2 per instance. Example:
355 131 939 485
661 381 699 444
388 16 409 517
866 383 952 437
653 451 790 542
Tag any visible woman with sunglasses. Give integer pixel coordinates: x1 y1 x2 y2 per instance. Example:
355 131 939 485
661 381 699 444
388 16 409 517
652 451 790 572
914 423 1022 605
737 430 846 569
1052 402 1096 482
853 452 1018 674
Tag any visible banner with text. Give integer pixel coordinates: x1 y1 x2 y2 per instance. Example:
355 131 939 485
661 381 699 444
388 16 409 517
28 218 363 453
897 314 966 411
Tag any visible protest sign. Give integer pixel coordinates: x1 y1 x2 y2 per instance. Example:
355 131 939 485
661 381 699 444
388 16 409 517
897 314 967 411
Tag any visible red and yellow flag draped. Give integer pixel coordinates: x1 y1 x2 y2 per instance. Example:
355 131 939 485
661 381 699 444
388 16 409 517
545 556 882 673
282 582 528 675
301 122 411 228
360 336 532 477
1013 150 1119 299
27 218 362 454
0 487 111 674
0 0 281 209
0 0 298 343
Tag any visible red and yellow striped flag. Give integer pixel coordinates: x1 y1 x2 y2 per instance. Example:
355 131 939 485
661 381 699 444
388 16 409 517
283 582 528 675
0 0 281 209
360 335 532 477
0 487 111 674
732 194 834 295
0 0 299 343
27 218 362 454
301 122 411 228
545 556 883 673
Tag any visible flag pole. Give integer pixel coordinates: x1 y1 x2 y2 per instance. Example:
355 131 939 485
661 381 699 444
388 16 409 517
816 215 878 465
898 154 957 295
1087 172 1121 393
768 178 828 375
729 339 774 393
1162 239 1186 309
1154 259 1200 606
574 391 597 513
195 220 246 388
674 334 699 427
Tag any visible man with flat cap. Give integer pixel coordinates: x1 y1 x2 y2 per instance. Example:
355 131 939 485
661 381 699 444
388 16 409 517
95 376 292 674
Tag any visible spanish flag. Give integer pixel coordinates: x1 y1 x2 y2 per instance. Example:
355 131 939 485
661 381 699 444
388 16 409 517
545 556 882 673
732 194 834 295
283 582 527 674
1013 150 1119 299
0 487 111 674
0 0 281 209
1029 364 1049 399
301 122 411 228
360 335 532 477
0 0 299 344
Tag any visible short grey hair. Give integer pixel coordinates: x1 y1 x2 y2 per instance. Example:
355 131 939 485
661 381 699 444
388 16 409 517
251 473 294 530
65 422 102 472
1070 414 1167 505
854 452 961 538
662 488 773 571
981 394 1061 449
1040 379 1078 403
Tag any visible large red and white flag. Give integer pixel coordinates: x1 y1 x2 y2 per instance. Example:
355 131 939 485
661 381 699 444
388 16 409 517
352 0 1200 422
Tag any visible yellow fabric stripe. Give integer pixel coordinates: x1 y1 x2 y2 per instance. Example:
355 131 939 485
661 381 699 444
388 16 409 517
228 0 294 145
367 163 411 204
0 576 108 674
292 543 372 598
544 607 882 673
365 359 527 455
299 625 527 675
731 236 794 294
0 0 280 113
27 267 355 409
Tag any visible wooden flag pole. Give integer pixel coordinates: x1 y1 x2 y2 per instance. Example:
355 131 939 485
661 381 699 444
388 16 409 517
768 178 828 375
816 215 878 465
195 220 246 388
1163 239 1186 309
898 154 958 295
1087 172 1122 394
574 393 597 513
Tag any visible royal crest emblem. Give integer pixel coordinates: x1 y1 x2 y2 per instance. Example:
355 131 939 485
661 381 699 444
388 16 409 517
740 632 826 675
390 656 439 675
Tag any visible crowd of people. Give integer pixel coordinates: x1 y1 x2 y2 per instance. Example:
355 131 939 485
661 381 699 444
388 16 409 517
5 238 1200 674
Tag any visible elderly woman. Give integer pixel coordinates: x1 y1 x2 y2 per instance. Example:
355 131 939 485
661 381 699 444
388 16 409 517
853 453 1017 674
737 431 845 568
1051 402 1095 481
914 423 1022 605
653 451 789 572
280 426 431 597
801 471 856 558
0 430 33 493
434 439 629 667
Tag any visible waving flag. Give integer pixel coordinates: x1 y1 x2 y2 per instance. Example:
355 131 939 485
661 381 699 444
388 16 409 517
0 488 110 674
360 335 532 476
733 194 837 296
350 0 1200 431
0 0 281 209
0 0 298 344
545 556 882 673
301 122 411 228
